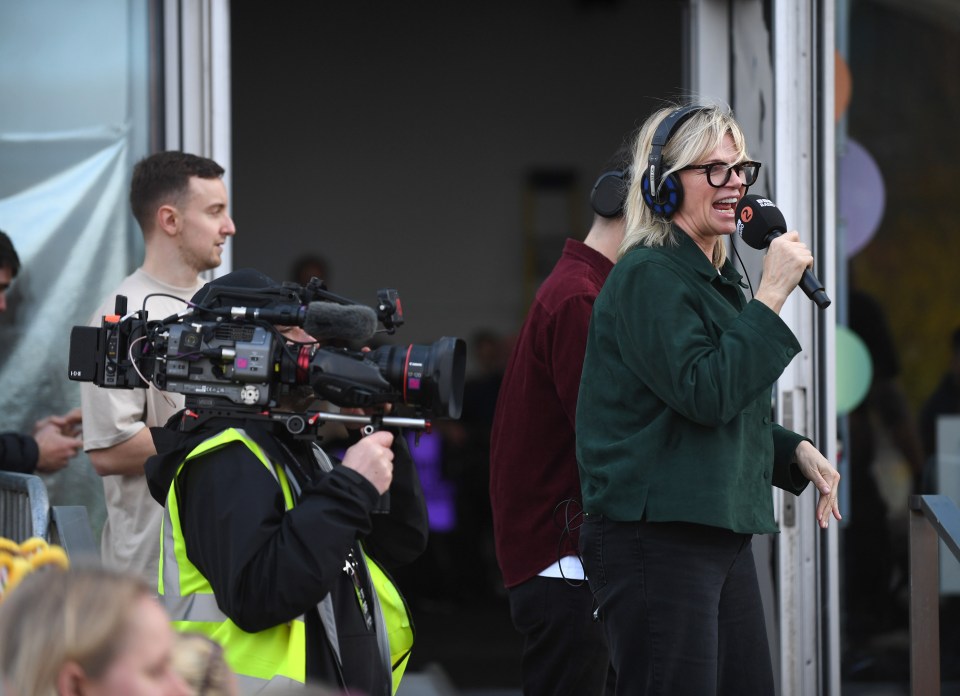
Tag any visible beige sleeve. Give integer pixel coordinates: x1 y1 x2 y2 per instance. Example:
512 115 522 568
80 381 147 451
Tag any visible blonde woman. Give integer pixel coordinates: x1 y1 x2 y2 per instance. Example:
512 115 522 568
0 565 190 696
576 103 841 695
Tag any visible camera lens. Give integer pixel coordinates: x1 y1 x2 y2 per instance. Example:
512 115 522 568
372 337 466 419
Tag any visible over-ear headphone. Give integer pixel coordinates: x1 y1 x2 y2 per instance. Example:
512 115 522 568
640 105 706 218
590 168 629 218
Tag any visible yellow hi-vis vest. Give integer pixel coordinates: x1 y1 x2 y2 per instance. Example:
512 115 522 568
158 427 414 695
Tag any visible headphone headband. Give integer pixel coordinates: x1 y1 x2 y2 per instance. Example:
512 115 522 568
646 105 706 204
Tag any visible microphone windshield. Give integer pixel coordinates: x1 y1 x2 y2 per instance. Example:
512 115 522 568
735 194 788 250
302 302 378 342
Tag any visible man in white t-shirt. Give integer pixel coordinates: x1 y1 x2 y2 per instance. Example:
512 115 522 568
80 151 236 584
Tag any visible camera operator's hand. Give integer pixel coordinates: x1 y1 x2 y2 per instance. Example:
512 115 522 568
341 429 394 494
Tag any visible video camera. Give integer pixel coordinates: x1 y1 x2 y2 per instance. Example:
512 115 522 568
68 275 466 437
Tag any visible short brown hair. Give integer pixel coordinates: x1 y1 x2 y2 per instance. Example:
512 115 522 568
129 151 225 231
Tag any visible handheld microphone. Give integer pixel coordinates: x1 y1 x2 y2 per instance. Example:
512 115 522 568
735 194 831 309
302 302 379 342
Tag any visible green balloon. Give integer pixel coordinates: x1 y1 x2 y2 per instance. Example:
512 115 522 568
836 325 873 415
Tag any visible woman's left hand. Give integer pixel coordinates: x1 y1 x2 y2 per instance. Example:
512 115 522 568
794 440 842 528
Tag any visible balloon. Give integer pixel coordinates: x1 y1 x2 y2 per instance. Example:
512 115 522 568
839 139 885 258
836 325 873 415
835 51 852 123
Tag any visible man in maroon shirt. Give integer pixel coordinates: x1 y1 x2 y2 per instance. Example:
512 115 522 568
489 155 628 695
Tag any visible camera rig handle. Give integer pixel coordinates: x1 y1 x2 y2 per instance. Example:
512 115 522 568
178 403 430 439
305 410 429 435
179 404 411 515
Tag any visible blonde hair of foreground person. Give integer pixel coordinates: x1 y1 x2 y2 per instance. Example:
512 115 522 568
170 633 346 696
0 565 190 696
170 633 238 696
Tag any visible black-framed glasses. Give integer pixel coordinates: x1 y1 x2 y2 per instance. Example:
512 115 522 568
679 160 761 188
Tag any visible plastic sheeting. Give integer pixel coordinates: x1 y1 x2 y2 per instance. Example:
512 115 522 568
0 135 138 538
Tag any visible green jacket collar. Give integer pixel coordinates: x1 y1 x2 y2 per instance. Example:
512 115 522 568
671 224 747 289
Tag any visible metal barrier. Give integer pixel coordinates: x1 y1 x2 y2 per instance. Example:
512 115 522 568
909 494 960 696
0 471 50 542
0 471 97 558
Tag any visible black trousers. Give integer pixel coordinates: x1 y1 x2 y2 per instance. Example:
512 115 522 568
507 575 613 696
578 517 775 696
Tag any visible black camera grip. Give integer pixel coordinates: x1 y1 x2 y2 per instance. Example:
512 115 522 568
371 491 391 515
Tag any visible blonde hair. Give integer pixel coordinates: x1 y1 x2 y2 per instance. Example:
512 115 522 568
0 565 152 696
171 632 236 696
620 102 752 268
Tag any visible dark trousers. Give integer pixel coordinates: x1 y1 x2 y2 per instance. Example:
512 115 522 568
508 575 613 696
578 517 775 696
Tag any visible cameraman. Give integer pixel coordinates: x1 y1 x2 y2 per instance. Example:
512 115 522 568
144 269 428 695
1 230 83 474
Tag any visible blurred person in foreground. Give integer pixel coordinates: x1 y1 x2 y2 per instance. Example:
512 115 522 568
0 230 83 475
575 103 841 695
170 633 238 696
488 148 630 694
0 565 190 696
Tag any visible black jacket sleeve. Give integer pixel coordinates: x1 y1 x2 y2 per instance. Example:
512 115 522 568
0 432 38 474
365 431 429 568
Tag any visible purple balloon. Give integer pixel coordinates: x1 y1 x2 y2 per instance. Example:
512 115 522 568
839 138 885 258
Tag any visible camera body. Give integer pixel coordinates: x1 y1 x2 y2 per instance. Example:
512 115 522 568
68 279 465 433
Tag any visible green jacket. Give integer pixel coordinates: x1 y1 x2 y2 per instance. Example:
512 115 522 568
576 229 810 534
